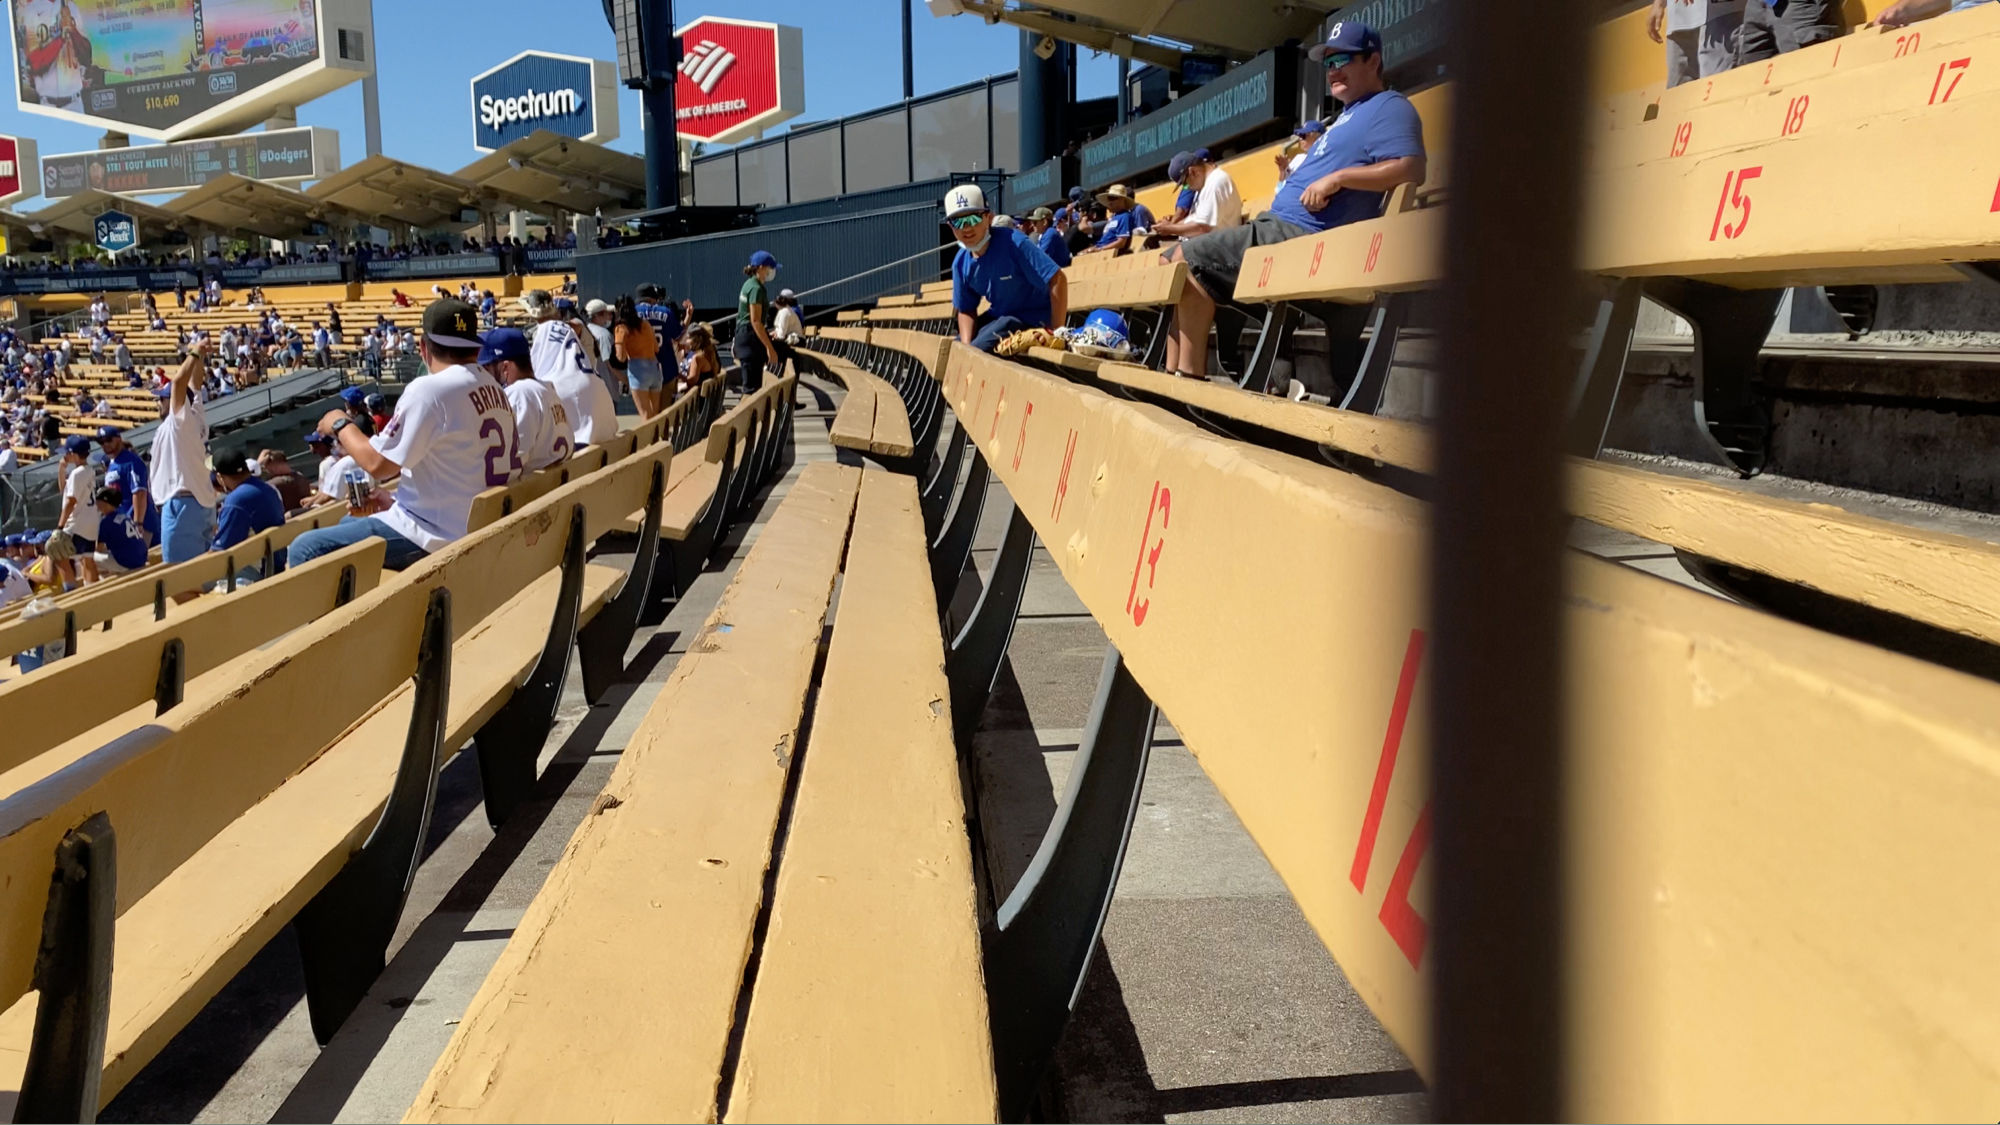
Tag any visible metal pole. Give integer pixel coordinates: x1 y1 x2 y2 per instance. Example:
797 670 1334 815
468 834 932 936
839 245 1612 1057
1428 0 1591 1118
902 0 915 100
642 0 681 210
361 74 383 158
1116 54 1130 125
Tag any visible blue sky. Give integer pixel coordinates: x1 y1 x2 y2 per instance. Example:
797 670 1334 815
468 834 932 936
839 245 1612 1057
0 0 1118 209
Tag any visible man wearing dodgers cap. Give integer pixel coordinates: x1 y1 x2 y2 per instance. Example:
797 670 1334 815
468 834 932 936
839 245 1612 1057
1162 21 1426 381
287 299 519 572
944 183 1069 353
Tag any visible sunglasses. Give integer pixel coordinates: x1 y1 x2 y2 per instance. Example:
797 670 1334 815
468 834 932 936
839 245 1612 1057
1322 51 1369 69
947 213 986 231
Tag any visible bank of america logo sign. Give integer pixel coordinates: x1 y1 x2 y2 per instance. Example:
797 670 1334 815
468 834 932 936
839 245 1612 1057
680 40 736 94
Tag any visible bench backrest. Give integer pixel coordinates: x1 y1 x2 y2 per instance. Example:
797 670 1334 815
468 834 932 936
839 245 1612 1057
936 341 2000 1117
0 432 678 1023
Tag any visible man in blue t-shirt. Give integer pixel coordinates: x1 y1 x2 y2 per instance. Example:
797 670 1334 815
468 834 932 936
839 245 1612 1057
945 184 1069 353
1025 206 1073 268
1082 184 1157 255
95 426 159 544
1163 21 1426 382
211 448 285 553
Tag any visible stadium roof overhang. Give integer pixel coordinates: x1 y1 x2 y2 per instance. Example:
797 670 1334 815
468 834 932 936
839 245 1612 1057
455 131 647 217
937 0 1339 64
165 174 364 240
20 191 187 240
307 155 531 230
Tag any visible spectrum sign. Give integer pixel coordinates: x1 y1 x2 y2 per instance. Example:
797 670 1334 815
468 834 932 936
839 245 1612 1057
469 50 619 153
672 16 802 146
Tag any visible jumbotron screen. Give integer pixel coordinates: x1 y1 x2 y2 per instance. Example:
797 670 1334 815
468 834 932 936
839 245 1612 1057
13 0 319 134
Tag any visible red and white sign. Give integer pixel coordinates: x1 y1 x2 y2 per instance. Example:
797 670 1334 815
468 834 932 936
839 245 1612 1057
0 136 38 206
673 16 804 146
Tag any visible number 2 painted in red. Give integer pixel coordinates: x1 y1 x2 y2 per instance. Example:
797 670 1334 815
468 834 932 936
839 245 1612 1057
1349 628 1432 969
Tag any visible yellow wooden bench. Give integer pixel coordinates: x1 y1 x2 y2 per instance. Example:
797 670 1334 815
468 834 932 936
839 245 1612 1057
934 341 2000 1119
0 436 678 1119
408 463 995 1123
1234 12 2000 469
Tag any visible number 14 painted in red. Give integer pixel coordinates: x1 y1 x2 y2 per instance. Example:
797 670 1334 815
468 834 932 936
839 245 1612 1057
1349 629 1432 969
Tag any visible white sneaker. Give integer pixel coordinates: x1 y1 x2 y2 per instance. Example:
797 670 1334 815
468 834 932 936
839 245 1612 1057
1287 378 1309 402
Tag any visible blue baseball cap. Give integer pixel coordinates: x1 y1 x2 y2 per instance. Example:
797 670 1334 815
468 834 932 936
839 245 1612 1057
94 425 121 442
1167 148 1213 183
477 327 533 368
748 250 781 270
1295 120 1327 138
3 534 22 547
1310 21 1383 61
304 428 333 446
62 435 90 457
1068 186 1085 202
340 387 369 408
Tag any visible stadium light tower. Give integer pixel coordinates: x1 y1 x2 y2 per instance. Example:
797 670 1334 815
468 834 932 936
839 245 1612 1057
605 0 682 210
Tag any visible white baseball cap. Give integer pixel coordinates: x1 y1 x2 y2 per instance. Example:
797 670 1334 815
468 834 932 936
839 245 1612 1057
585 298 612 316
944 184 988 220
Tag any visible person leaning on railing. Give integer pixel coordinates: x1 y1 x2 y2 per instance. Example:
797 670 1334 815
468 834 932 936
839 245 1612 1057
1161 21 1426 382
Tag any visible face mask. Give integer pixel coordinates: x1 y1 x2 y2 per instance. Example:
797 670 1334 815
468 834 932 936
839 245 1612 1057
965 233 992 255
759 267 776 284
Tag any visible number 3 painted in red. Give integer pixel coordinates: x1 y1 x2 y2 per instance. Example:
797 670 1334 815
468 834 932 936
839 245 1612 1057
1350 629 1432 969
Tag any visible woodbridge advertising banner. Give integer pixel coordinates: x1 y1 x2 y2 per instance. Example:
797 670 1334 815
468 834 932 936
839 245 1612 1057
40 125 338 197
1079 50 1291 190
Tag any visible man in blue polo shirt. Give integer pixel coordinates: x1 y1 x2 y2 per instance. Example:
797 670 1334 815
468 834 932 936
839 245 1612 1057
1081 184 1157 255
946 184 1069 353
1163 21 1426 381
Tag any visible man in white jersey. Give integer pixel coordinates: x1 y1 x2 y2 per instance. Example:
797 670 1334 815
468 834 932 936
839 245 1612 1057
151 343 219 591
288 300 518 571
522 290 617 446
56 436 101 582
479 328 574 471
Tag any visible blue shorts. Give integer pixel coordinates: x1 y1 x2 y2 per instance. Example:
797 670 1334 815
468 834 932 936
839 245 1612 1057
161 494 216 565
626 356 665 393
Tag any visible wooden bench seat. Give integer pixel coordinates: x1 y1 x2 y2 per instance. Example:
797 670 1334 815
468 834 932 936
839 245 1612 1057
815 352 916 462
409 462 865 1123
411 463 993 1122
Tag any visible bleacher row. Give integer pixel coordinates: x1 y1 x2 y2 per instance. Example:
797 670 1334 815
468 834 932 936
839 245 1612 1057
750 13 1997 1115
4 10 2000 1120
0 367 811 1119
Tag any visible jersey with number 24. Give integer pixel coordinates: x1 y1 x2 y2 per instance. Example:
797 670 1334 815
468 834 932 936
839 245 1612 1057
372 362 519 553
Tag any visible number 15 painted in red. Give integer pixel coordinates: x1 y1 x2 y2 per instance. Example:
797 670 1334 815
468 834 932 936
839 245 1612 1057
1709 165 1763 242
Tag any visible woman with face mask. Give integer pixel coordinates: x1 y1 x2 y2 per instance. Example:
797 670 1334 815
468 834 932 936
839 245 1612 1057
734 251 783 395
